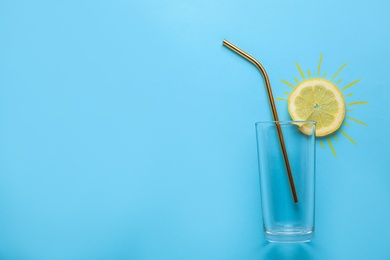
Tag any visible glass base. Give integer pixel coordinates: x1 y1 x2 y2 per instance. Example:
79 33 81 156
264 229 314 243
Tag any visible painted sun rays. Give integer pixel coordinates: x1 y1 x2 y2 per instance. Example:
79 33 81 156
277 54 368 157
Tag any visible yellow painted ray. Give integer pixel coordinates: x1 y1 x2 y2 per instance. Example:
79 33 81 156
331 63 347 81
346 93 353 97
281 79 295 88
342 79 361 91
347 109 353 113
294 77 299 83
336 78 342 84
283 91 289 95
319 140 324 148
317 53 323 76
348 101 368 106
296 62 305 79
308 69 311 77
328 138 337 157
343 121 350 127
333 135 339 141
340 130 357 145
276 98 288 102
346 116 367 126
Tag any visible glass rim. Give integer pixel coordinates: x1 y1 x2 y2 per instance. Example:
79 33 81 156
255 120 316 126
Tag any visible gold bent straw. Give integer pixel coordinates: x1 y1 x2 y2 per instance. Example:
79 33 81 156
222 39 298 203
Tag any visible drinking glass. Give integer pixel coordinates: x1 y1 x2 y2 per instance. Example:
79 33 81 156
255 120 316 242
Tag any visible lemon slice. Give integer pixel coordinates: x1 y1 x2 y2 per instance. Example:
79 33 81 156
288 78 345 136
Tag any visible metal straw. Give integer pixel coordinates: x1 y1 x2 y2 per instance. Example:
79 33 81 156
222 39 298 203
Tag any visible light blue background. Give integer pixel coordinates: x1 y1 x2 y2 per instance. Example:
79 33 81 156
1 0 389 259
